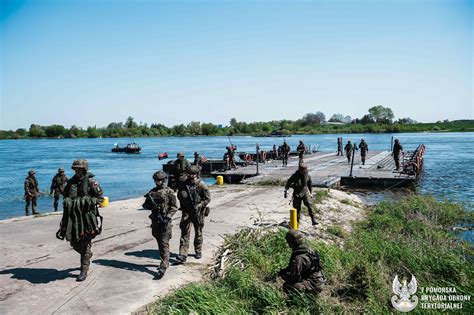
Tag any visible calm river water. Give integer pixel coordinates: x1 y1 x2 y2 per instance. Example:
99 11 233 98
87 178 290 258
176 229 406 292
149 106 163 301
0 132 472 220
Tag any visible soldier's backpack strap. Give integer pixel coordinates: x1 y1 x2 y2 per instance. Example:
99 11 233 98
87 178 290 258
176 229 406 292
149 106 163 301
95 204 104 235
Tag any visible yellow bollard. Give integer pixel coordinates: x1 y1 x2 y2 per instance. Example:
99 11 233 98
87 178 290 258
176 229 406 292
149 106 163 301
216 175 224 185
99 196 109 208
289 208 298 230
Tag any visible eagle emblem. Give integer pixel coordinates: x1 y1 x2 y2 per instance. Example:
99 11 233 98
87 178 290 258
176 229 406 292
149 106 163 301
391 275 418 312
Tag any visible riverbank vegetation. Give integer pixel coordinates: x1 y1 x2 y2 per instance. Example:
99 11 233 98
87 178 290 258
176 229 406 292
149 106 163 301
144 196 473 314
1 106 473 139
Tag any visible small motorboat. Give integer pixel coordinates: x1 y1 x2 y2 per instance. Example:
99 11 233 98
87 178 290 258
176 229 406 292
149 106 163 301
158 152 169 160
111 142 141 154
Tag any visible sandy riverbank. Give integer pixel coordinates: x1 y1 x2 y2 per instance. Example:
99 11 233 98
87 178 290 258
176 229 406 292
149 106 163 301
0 185 366 314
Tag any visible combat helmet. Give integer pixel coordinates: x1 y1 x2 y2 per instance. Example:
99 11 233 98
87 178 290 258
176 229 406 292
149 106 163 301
71 159 89 171
153 171 167 181
177 152 184 158
285 229 304 247
188 165 200 175
58 167 65 173
28 169 36 176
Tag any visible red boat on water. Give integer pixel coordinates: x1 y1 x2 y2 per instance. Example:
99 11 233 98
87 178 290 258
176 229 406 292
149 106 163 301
158 152 169 160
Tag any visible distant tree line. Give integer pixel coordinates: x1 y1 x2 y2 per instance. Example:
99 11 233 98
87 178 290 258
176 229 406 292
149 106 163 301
1 106 473 139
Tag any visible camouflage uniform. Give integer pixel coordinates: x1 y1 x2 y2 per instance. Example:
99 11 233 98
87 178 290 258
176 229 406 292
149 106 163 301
279 230 325 294
169 153 190 190
142 171 178 277
393 139 403 170
226 146 236 170
284 164 318 225
56 159 104 281
176 166 211 262
344 141 352 163
282 141 290 167
50 168 68 211
358 139 368 165
193 152 203 177
297 141 306 163
24 170 39 216
337 137 343 156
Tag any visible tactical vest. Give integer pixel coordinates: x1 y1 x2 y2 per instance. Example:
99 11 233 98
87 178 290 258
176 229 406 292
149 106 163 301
291 247 323 277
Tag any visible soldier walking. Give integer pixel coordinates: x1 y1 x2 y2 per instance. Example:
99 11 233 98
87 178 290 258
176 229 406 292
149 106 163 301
193 152 203 177
337 137 343 156
284 163 318 225
56 159 104 281
24 169 40 216
393 139 404 171
50 168 68 211
358 139 368 165
142 171 178 278
176 166 211 263
282 140 290 167
297 140 306 164
344 140 352 163
278 230 325 294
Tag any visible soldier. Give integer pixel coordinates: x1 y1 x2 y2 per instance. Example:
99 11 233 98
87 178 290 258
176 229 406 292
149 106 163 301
297 140 306 163
170 152 189 190
176 166 211 263
284 163 318 225
282 140 290 167
393 139 404 171
226 146 237 170
337 137 343 156
142 171 178 278
24 169 40 216
344 140 352 163
50 167 68 211
56 159 104 281
193 152 203 177
358 139 368 165
278 230 325 294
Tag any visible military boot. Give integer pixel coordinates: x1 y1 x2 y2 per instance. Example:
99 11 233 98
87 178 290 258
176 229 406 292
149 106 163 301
77 270 88 281
311 215 319 226
176 255 187 263
156 267 166 279
195 252 202 259
77 249 92 281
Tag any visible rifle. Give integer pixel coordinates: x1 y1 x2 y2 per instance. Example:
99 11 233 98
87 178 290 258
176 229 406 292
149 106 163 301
144 193 169 225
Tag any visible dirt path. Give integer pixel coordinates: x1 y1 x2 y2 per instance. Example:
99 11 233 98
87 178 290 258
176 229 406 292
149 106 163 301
0 185 366 314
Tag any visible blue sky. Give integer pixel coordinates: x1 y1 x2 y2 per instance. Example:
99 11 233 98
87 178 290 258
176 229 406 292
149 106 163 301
0 0 472 130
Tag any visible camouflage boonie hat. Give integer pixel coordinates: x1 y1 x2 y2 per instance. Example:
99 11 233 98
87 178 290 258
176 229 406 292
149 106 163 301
58 167 65 173
153 171 167 181
286 230 304 245
28 169 36 176
188 165 200 174
71 159 89 171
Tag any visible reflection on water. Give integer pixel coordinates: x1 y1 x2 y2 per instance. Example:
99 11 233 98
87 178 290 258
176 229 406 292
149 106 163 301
0 132 472 220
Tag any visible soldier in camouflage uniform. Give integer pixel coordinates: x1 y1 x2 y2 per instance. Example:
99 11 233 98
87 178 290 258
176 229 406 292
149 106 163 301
56 159 104 281
393 139 404 171
278 230 325 294
297 140 306 164
344 140 352 163
169 152 190 190
176 166 211 263
284 163 318 225
358 139 368 165
337 137 343 156
193 152 203 177
50 167 68 211
282 141 290 167
142 171 178 278
24 169 40 216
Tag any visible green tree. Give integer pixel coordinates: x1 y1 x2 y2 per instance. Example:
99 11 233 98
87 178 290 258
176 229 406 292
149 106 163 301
368 105 394 124
45 124 66 137
125 116 138 129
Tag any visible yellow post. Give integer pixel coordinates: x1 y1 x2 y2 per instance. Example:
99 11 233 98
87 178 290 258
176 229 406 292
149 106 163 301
289 208 298 230
216 175 224 185
99 196 109 208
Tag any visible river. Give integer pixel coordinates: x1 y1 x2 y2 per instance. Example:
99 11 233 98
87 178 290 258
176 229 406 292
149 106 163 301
0 132 472 220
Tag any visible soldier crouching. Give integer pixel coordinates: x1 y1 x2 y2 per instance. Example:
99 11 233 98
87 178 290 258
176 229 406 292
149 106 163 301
142 171 178 278
278 230 325 294
56 159 104 282
176 165 211 263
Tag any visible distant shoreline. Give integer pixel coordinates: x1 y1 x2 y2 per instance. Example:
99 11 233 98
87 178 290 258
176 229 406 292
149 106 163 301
1 120 472 140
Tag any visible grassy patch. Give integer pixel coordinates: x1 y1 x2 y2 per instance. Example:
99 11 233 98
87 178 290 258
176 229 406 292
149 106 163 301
327 224 348 239
145 196 474 314
313 188 329 204
255 178 286 186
